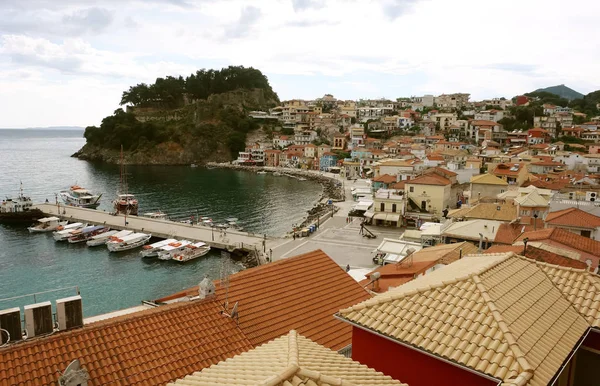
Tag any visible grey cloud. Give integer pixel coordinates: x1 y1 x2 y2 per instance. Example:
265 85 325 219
0 7 114 36
8 53 83 74
223 6 261 39
291 0 324 11
485 63 538 74
383 0 419 20
286 19 339 28
62 7 114 34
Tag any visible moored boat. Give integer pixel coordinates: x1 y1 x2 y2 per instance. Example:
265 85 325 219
68 226 109 244
1 183 44 224
142 211 168 220
171 242 211 262
53 223 87 241
27 216 67 233
87 229 132 247
113 146 139 215
157 240 192 260
59 185 102 209
106 233 151 252
140 238 178 258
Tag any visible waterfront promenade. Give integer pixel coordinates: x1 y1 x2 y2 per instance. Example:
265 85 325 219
32 203 285 257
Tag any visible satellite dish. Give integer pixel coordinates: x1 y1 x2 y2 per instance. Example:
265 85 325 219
58 359 89 386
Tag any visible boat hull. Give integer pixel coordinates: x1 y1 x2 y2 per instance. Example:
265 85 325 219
107 235 151 252
0 209 45 224
172 247 211 262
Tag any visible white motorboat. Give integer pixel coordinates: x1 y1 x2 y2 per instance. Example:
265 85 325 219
106 233 151 252
68 226 109 244
157 240 192 260
52 223 87 241
257 171 267 175
142 212 168 220
59 185 101 209
140 238 178 258
172 242 211 262
87 229 132 247
28 216 67 233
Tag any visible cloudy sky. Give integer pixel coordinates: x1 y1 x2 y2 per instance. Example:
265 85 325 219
1 0 599 128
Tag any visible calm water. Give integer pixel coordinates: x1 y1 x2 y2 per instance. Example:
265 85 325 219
0 129 322 316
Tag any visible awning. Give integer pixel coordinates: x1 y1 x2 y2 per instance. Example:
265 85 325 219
364 211 375 219
386 214 401 222
373 213 387 220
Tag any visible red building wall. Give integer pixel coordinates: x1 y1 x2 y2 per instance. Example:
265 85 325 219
351 327 498 386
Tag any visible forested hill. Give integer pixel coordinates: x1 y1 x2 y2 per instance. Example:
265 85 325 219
73 66 280 165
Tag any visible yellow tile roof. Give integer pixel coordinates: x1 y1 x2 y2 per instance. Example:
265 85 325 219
470 173 509 186
338 253 591 386
168 330 406 386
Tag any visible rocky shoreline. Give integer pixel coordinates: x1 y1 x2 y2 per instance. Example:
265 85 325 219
206 162 345 233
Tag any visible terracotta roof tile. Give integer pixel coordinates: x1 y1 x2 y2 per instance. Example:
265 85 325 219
515 228 600 257
0 299 252 386
373 174 397 183
169 330 406 386
545 208 600 228
484 245 588 269
406 174 451 186
156 250 371 351
449 203 517 222
338 253 592 386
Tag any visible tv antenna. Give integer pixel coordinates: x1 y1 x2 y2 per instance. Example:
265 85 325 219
220 250 232 310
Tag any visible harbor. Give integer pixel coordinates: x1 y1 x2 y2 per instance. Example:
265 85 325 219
31 203 285 264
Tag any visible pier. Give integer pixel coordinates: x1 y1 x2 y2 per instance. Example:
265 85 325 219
32 204 284 263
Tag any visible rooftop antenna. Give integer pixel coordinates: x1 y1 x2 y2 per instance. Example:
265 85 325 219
220 250 232 311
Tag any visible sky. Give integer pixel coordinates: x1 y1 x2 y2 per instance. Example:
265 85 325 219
1 0 599 128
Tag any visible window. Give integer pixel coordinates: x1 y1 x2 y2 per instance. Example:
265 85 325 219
409 186 414 192
380 203 385 212
392 204 397 213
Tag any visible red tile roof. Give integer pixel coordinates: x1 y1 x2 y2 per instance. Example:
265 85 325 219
0 299 252 386
406 173 451 186
545 208 600 228
485 245 588 269
493 221 543 244
515 228 600 256
493 163 524 176
423 166 457 177
156 250 371 351
471 120 499 126
373 174 397 184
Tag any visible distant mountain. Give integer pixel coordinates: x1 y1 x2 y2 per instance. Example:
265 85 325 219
533 84 584 100
0 126 84 130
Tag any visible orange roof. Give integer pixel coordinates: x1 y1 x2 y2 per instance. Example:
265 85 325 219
485 245 588 269
426 154 445 161
156 250 370 351
545 208 600 228
264 149 282 154
424 166 457 177
515 228 600 256
531 161 563 166
528 127 549 133
493 163 524 176
493 221 543 244
0 299 252 386
407 173 451 186
305 143 317 148
390 180 406 190
471 120 499 126
373 174 397 184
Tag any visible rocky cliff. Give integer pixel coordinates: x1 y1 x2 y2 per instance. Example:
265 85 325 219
73 87 279 165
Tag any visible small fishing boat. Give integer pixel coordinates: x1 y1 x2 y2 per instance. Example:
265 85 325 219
140 238 178 258
68 226 109 244
113 146 139 215
87 229 132 247
1 183 44 224
28 216 67 233
106 232 151 252
227 221 244 231
59 185 102 209
53 223 87 241
202 218 213 226
142 211 168 220
172 242 211 262
257 171 267 175
157 240 192 260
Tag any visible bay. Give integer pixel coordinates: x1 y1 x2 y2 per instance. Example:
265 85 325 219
0 129 322 316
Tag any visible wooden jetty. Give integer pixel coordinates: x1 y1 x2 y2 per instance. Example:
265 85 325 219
33 204 282 263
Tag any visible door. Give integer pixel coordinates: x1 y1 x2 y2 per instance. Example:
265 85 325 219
421 201 427 211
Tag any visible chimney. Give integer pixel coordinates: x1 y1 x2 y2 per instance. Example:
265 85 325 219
522 237 529 256
198 276 216 299
370 272 381 292
478 233 484 252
